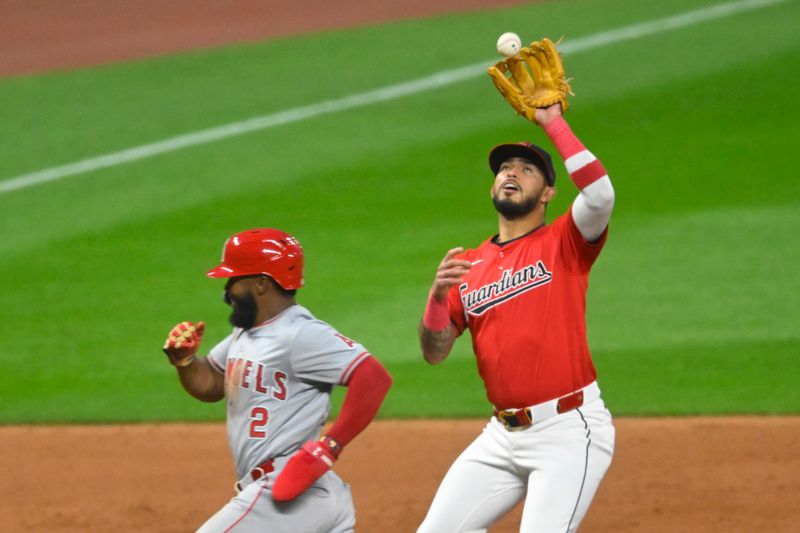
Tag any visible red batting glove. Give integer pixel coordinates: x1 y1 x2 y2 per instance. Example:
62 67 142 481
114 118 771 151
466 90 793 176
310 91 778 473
162 321 205 367
272 437 341 502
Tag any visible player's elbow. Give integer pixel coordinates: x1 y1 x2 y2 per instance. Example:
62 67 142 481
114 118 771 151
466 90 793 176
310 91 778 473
421 347 449 365
596 180 615 213
372 360 393 396
582 176 615 213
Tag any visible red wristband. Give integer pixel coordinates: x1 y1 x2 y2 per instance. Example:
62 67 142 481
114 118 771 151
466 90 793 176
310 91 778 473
423 292 450 331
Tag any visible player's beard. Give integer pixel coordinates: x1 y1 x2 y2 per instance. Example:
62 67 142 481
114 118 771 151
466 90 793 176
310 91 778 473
492 191 539 220
229 292 259 330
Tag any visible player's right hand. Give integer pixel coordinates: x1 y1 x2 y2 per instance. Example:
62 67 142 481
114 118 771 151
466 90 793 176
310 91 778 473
162 321 205 367
272 438 339 502
431 247 472 301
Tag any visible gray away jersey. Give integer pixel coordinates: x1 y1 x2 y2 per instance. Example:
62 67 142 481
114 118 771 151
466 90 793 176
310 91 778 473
207 304 370 479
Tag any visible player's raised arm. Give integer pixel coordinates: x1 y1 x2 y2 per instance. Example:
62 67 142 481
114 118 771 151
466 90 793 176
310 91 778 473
488 36 614 243
535 105 615 242
162 321 225 402
419 247 470 364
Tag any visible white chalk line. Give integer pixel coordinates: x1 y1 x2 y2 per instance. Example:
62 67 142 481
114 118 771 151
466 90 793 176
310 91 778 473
0 0 788 195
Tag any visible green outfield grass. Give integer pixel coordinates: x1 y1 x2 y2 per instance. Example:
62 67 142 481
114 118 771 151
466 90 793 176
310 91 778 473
1 0 798 423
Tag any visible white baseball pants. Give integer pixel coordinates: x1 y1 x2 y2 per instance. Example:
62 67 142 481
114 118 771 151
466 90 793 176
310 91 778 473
418 395 615 533
196 470 355 533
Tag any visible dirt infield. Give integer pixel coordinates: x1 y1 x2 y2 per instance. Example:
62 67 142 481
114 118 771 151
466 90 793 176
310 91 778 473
0 0 526 77
2 417 799 532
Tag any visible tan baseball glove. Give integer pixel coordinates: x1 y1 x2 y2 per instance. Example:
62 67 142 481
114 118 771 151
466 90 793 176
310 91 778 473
487 37 572 122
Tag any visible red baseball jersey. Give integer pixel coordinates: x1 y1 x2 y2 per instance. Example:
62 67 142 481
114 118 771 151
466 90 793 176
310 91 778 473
447 208 607 410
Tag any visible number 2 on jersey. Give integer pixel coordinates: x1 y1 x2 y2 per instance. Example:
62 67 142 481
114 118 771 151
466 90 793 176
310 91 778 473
249 406 269 438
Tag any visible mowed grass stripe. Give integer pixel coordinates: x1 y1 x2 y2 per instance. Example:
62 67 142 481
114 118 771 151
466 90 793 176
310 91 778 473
0 0 787 195
0 0 797 422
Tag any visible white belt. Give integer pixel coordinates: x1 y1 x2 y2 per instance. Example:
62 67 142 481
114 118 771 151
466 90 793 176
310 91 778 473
494 381 601 431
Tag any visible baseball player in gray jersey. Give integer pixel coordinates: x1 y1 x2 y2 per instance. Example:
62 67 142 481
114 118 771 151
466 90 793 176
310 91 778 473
162 228 393 533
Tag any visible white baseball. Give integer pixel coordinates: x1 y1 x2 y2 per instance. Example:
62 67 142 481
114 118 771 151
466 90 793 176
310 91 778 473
496 32 522 57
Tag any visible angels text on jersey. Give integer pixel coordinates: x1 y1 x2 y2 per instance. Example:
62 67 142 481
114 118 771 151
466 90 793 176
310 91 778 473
225 356 289 401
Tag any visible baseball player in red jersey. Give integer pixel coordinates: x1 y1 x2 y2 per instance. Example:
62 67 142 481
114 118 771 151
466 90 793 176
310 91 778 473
162 228 392 533
417 103 615 533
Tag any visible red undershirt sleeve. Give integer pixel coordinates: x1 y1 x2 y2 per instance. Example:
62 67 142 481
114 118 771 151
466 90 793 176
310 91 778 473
325 355 392 448
543 116 608 190
543 116 614 243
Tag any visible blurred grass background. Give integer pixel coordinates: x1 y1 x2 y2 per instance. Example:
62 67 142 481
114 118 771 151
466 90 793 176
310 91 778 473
0 0 798 422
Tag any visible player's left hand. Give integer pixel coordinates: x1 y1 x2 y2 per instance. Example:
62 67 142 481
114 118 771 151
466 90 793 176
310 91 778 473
272 437 340 501
487 37 571 122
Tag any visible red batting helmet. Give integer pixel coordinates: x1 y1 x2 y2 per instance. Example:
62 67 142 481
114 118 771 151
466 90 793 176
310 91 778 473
206 228 304 290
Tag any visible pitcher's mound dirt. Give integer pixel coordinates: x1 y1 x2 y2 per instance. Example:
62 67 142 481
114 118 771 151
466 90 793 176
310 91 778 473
1 417 798 532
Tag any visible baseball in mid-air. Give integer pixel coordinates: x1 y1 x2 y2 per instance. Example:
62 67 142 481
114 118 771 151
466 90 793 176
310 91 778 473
496 32 522 57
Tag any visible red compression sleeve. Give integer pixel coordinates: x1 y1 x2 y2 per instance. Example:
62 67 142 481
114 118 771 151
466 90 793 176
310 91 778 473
543 116 607 190
325 356 392 448
422 292 450 331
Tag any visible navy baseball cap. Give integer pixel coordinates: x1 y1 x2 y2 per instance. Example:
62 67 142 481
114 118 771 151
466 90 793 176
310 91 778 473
489 142 556 186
